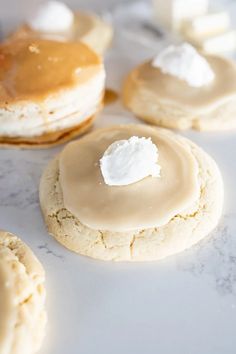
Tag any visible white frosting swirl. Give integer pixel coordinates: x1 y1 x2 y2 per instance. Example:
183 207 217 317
152 43 215 87
100 136 161 186
27 1 74 33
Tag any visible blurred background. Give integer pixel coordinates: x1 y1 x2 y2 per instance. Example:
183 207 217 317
0 0 122 33
1 0 236 57
0 0 126 37
1 0 235 32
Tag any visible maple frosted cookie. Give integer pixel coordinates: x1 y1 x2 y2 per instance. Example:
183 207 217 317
39 124 223 262
123 43 236 131
0 38 105 148
9 1 113 55
0 230 46 354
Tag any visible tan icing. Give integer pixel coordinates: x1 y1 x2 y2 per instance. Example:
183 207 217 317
127 56 236 109
59 125 200 232
0 38 101 105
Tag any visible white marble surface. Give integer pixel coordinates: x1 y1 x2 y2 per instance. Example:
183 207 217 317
0 1 236 354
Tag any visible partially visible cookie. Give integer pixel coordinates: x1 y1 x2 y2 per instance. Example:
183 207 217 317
0 230 46 354
9 11 113 55
123 46 236 131
39 125 223 262
0 39 105 148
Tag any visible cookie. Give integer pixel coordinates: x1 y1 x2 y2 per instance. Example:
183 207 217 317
0 230 46 353
123 54 236 131
9 11 113 55
0 39 105 148
39 125 223 261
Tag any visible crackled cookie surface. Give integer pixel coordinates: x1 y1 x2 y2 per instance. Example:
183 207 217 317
40 124 223 261
0 230 46 354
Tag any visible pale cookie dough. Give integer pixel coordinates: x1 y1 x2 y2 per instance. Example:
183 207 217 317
123 55 236 131
39 126 223 262
0 230 46 354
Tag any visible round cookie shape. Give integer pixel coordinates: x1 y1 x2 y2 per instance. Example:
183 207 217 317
0 38 105 148
39 124 224 262
8 12 113 55
123 55 236 131
0 230 46 354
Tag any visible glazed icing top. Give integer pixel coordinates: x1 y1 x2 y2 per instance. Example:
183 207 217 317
59 125 200 232
0 38 101 105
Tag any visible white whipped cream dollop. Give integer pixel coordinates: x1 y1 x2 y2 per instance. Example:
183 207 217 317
27 1 74 33
100 136 161 186
152 43 215 87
